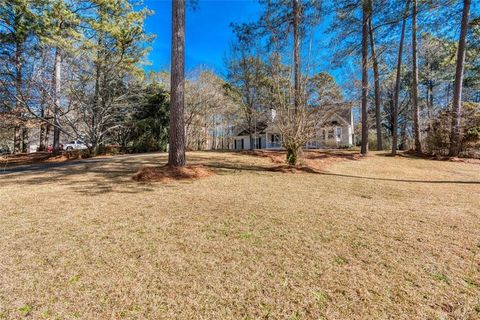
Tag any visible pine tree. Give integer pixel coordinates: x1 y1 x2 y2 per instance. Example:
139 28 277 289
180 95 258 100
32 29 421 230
450 0 472 156
391 0 410 156
168 0 186 167
361 0 370 156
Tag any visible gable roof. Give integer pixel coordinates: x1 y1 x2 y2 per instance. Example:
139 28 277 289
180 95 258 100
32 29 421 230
235 121 269 136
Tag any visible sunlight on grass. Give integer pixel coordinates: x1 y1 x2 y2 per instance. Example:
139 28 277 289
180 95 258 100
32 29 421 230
0 151 479 319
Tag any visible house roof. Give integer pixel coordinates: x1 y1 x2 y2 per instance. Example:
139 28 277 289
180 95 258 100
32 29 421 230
235 121 269 136
327 107 352 127
233 104 353 137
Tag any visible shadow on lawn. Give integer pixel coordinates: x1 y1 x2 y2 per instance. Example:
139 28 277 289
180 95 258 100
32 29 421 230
1 151 478 196
209 154 480 185
0 152 259 195
317 171 480 184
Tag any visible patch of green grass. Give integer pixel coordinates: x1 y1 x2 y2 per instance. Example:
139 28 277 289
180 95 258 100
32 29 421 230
291 311 301 320
351 240 368 249
466 278 478 288
158 303 168 313
312 290 330 307
41 309 52 318
18 304 32 316
68 275 80 284
239 231 253 239
433 273 450 285
334 256 348 266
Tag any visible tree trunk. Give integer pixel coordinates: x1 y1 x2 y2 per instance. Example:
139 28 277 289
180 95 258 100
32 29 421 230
39 103 46 151
449 0 471 156
52 47 62 154
399 119 407 150
360 0 370 155
368 16 382 151
168 0 186 167
426 73 434 121
13 127 18 153
392 0 410 156
412 0 421 152
286 144 300 166
21 128 28 153
293 0 301 112
14 37 23 154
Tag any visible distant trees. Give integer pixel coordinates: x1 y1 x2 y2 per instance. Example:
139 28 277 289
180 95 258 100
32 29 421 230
127 82 170 153
0 0 152 154
1 0 478 160
0 0 37 153
231 0 323 165
185 69 237 150
226 39 269 151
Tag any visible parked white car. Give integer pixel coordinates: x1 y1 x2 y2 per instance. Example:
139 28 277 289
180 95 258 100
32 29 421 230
64 140 88 151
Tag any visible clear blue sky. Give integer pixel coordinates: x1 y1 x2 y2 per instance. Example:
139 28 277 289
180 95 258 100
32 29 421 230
142 0 261 77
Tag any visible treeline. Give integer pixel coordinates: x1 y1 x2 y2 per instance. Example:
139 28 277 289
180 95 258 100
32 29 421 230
226 0 479 161
333 0 479 156
0 0 153 153
1 0 479 163
0 0 237 155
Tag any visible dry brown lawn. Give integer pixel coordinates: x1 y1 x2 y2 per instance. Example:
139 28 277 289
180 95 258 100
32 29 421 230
0 150 479 319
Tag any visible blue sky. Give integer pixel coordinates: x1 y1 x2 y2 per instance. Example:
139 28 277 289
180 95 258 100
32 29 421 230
142 0 261 77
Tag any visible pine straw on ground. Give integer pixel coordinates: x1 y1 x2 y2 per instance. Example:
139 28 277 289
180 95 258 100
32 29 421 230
132 164 213 182
0 152 52 166
243 149 362 173
0 151 93 167
0 151 479 319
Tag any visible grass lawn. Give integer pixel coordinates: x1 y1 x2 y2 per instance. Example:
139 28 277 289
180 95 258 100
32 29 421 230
0 151 479 319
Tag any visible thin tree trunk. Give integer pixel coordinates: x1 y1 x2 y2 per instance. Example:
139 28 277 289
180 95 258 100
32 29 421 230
449 0 471 156
39 106 45 151
426 75 433 120
412 0 421 152
44 112 51 150
293 0 301 112
392 0 410 156
21 128 28 153
14 37 23 154
399 119 407 150
168 0 186 167
361 0 370 155
368 16 382 151
52 47 62 154
13 127 18 153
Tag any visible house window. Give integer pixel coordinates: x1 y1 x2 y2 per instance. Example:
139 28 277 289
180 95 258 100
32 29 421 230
336 127 342 140
328 129 334 139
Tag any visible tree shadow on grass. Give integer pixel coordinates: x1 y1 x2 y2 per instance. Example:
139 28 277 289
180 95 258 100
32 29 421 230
1 151 478 196
207 159 480 185
316 171 480 185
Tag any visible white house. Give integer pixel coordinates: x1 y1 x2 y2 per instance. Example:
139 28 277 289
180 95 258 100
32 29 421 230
232 107 354 150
